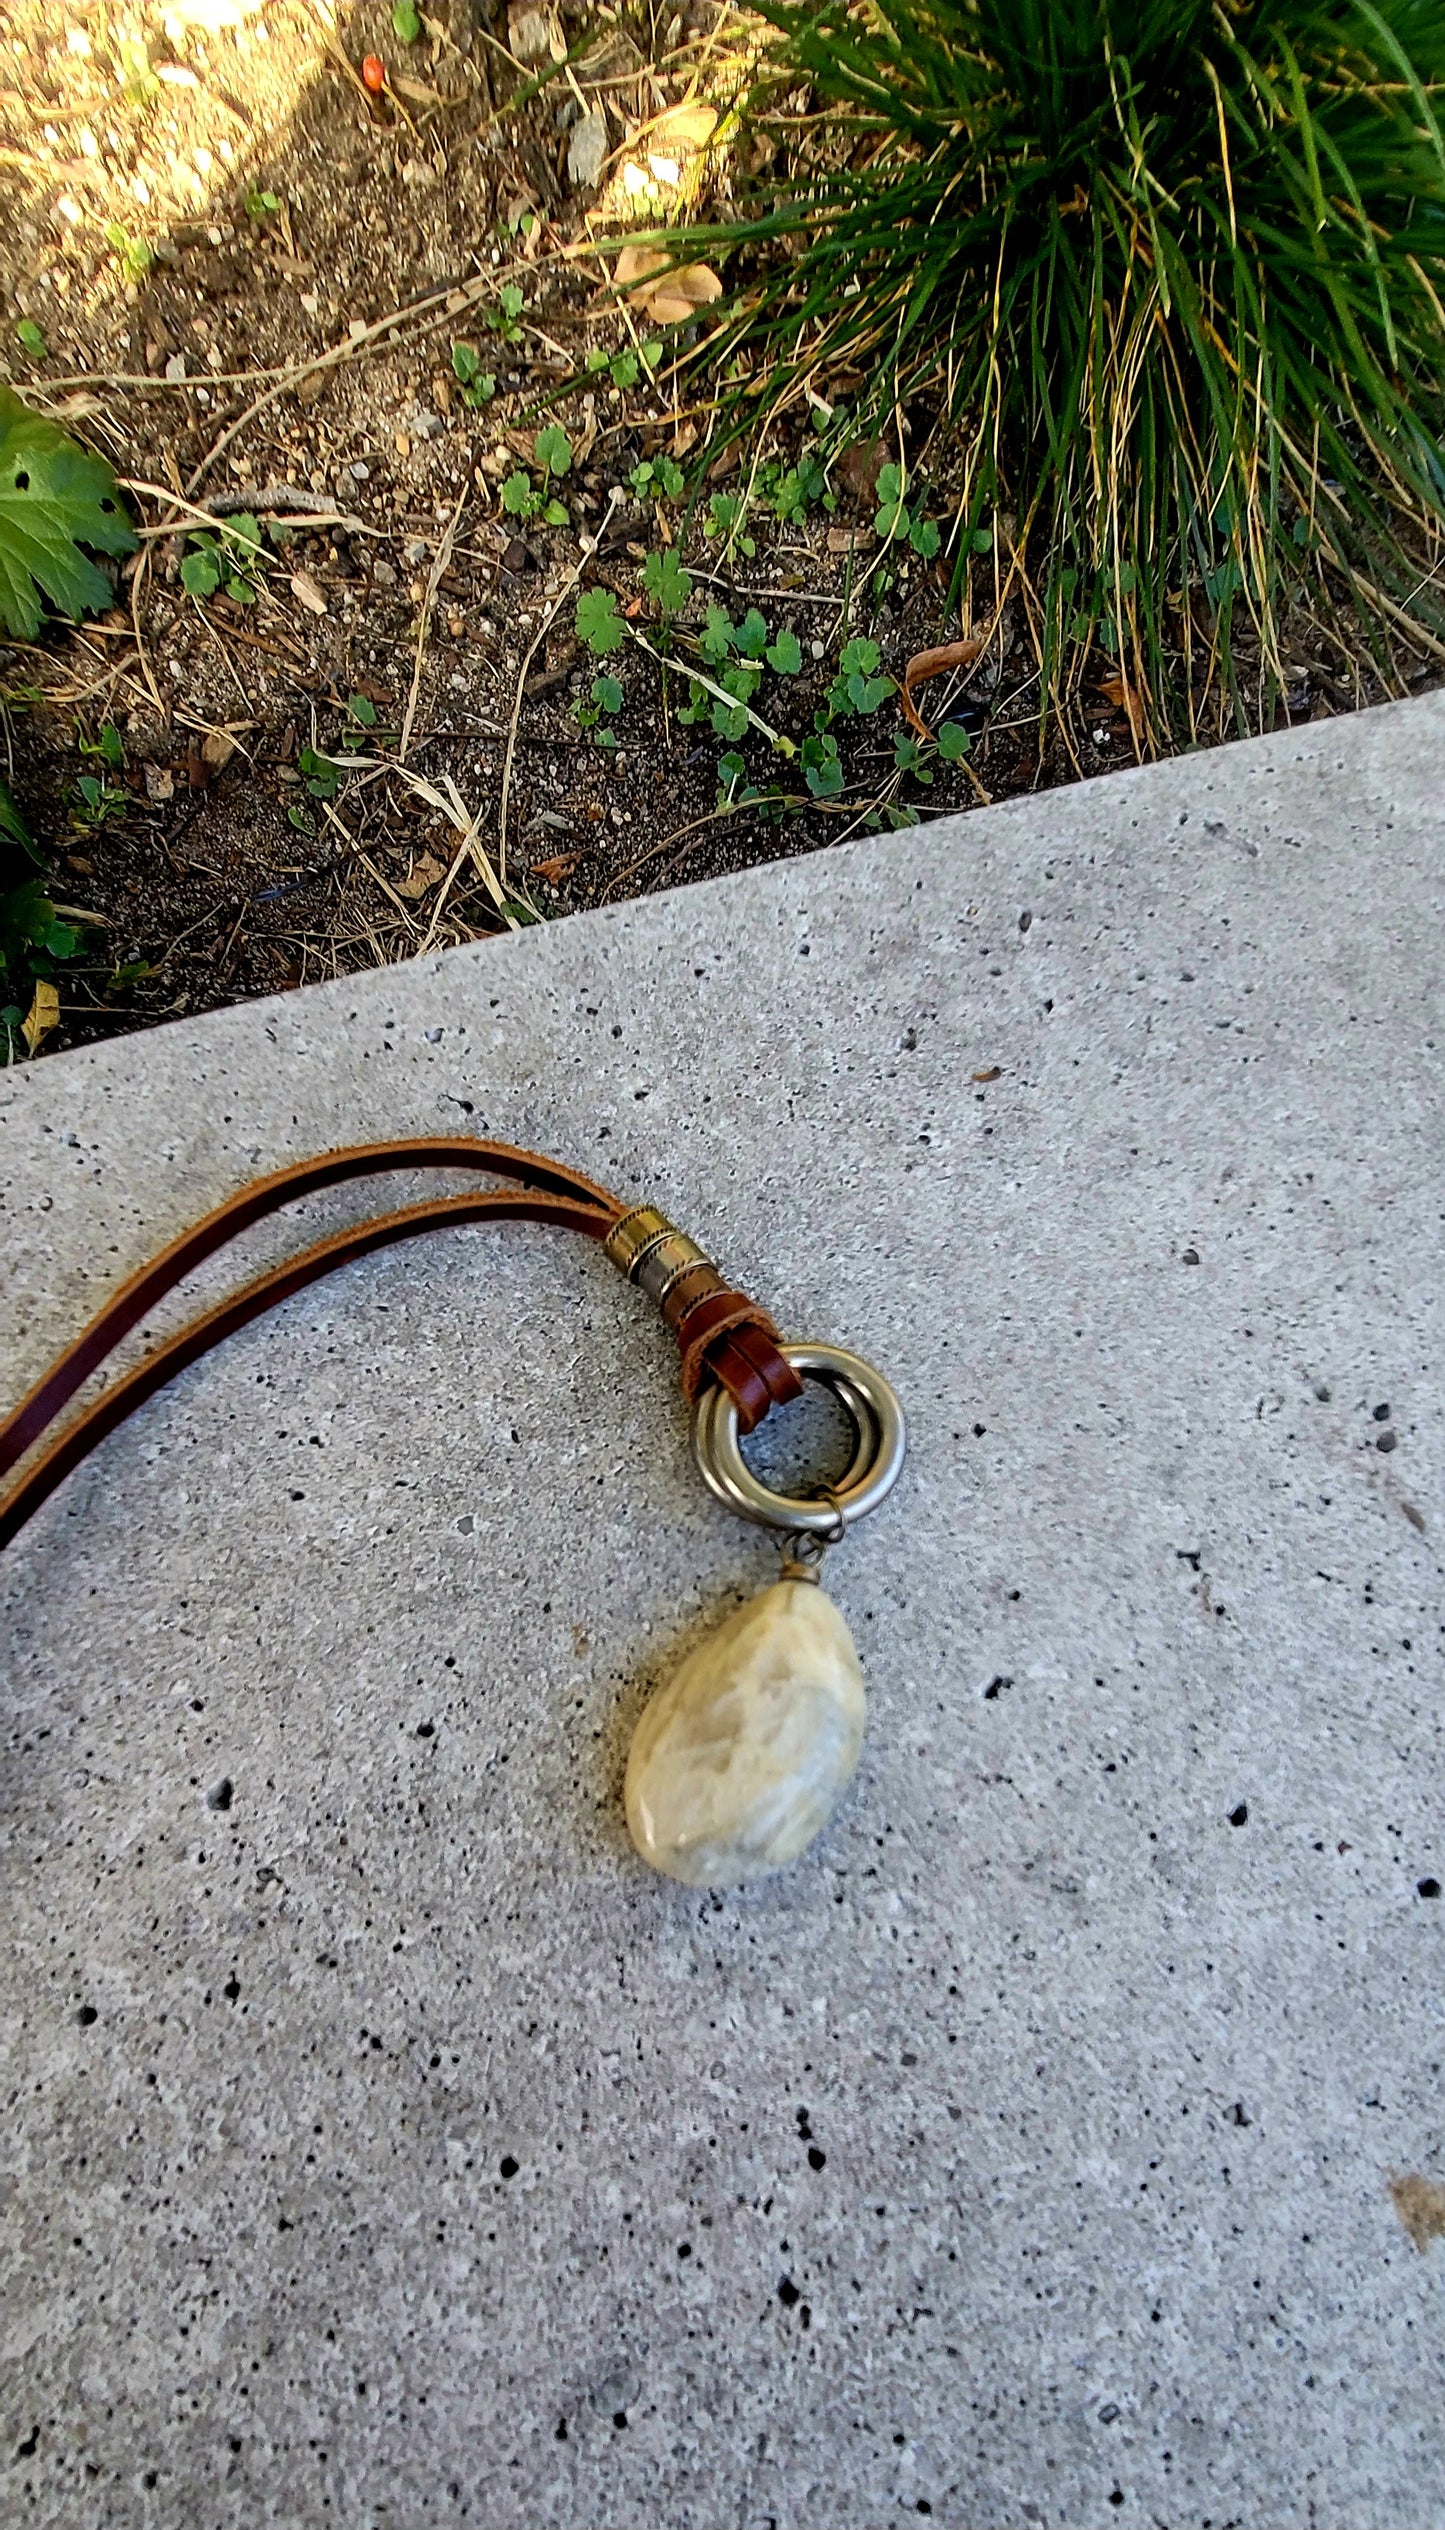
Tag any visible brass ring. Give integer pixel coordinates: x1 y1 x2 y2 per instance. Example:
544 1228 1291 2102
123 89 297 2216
691 1341 906 1536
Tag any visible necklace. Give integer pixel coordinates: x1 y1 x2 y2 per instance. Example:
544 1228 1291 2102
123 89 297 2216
0 1136 904 1889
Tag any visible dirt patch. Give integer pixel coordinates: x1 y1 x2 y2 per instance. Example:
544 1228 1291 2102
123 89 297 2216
0 0 1426 1057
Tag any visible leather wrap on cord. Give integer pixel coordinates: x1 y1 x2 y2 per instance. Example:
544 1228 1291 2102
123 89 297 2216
0 1138 801 1554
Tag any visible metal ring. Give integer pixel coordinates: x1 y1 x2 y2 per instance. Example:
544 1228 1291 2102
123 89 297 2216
691 1341 907 1535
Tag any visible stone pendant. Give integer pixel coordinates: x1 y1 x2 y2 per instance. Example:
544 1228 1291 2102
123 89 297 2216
624 1579 867 1889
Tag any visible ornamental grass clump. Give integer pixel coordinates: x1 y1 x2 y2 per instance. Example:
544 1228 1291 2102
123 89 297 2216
648 0 1445 738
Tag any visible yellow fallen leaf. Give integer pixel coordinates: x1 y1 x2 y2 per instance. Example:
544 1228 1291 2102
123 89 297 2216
614 247 722 325
21 978 59 1058
648 103 718 155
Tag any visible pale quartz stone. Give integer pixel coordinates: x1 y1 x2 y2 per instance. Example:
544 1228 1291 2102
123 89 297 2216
625 1580 867 1888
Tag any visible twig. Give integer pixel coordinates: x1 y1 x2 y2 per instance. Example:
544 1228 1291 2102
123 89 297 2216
389 765 517 948
399 487 468 764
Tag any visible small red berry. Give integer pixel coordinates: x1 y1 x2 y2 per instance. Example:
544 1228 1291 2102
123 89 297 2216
361 53 386 93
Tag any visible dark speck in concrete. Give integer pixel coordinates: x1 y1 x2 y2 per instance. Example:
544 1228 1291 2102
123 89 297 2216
1373 1402 1391 1421
499 2155 519 2179
777 2277 800 2308
206 1777 234 1812
75 2004 98 2026
1182 1247 1201 1265
1418 1878 1441 1900
1229 1803 1249 1827
1376 1429 1398 1453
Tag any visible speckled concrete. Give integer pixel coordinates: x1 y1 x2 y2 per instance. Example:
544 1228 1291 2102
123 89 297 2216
2 697 1443 2529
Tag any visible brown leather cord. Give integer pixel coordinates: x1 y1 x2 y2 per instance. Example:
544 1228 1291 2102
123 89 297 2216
0 1136 621 1478
0 1136 802 1555
0 1188 611 1556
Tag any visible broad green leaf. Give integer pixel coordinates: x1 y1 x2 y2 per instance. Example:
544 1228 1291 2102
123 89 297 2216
392 0 421 39
839 637 881 677
575 587 625 655
734 608 769 658
534 424 573 478
180 547 220 598
592 673 624 714
938 721 971 760
0 388 136 641
765 629 802 674
700 604 734 663
640 548 691 615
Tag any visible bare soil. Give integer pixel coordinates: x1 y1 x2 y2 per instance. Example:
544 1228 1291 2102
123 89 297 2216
0 0 1422 1058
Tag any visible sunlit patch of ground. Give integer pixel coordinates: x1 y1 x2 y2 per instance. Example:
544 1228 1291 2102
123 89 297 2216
1 0 331 370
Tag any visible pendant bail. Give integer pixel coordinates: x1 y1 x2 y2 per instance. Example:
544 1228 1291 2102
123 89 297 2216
692 1341 906 1537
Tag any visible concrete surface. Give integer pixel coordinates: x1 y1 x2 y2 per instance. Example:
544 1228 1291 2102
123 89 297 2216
2 696 1443 2530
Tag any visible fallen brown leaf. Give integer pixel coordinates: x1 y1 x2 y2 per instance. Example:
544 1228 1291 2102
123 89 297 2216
1390 2174 1445 2253
289 569 328 616
973 1065 1002 1083
531 851 587 886
1099 671 1147 744
614 247 722 326
395 851 450 901
837 437 890 507
901 638 984 738
201 729 236 773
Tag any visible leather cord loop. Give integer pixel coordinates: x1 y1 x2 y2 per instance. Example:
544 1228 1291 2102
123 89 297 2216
0 1136 621 1478
0 1136 802 1554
